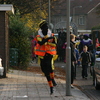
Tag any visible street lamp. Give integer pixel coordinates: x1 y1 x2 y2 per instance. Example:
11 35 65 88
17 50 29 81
48 0 54 31
66 0 71 96
48 0 51 28
73 6 82 22
72 6 82 35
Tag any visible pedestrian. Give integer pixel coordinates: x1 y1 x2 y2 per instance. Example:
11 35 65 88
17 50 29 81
34 20 57 95
57 30 66 61
80 45 91 79
30 36 37 61
74 44 79 79
70 34 77 87
88 42 95 76
79 34 92 53
62 41 67 63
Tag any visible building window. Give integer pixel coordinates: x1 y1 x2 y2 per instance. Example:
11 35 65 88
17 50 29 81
78 16 85 25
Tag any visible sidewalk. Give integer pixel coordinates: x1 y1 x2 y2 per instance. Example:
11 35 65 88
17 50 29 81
0 62 90 100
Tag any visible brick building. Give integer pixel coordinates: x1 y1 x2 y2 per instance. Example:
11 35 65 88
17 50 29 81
51 0 100 35
0 4 14 77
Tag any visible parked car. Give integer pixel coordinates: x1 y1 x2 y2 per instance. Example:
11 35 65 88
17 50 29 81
93 58 100 90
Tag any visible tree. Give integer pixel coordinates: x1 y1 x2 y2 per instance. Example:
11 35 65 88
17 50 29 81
0 0 58 69
9 13 32 69
0 0 53 33
0 0 48 16
0 0 57 17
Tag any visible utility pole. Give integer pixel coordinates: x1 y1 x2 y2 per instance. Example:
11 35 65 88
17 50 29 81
73 6 82 22
48 0 51 28
73 6 82 35
66 0 71 96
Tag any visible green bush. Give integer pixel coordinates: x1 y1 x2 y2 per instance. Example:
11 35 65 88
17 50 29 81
9 14 32 69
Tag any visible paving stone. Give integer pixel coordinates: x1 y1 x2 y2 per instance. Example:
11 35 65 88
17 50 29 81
0 64 91 100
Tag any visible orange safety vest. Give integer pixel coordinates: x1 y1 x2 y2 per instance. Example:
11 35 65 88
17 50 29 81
35 34 57 56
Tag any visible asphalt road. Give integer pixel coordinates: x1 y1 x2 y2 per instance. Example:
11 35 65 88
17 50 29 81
74 66 100 100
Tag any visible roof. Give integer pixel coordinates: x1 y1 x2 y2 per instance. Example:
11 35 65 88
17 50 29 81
0 4 14 14
51 0 100 16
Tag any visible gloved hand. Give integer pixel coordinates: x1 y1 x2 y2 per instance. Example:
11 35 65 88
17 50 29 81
46 37 54 40
43 37 54 42
42 38 48 43
38 37 54 45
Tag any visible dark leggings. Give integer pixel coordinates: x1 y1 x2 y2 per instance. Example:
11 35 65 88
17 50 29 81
40 54 54 87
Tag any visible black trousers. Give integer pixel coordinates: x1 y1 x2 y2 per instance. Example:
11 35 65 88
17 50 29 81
71 62 75 84
82 64 88 78
40 54 53 75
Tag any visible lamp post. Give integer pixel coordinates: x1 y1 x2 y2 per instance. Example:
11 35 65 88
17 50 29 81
48 0 51 28
66 0 71 96
73 6 82 22
72 6 82 35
